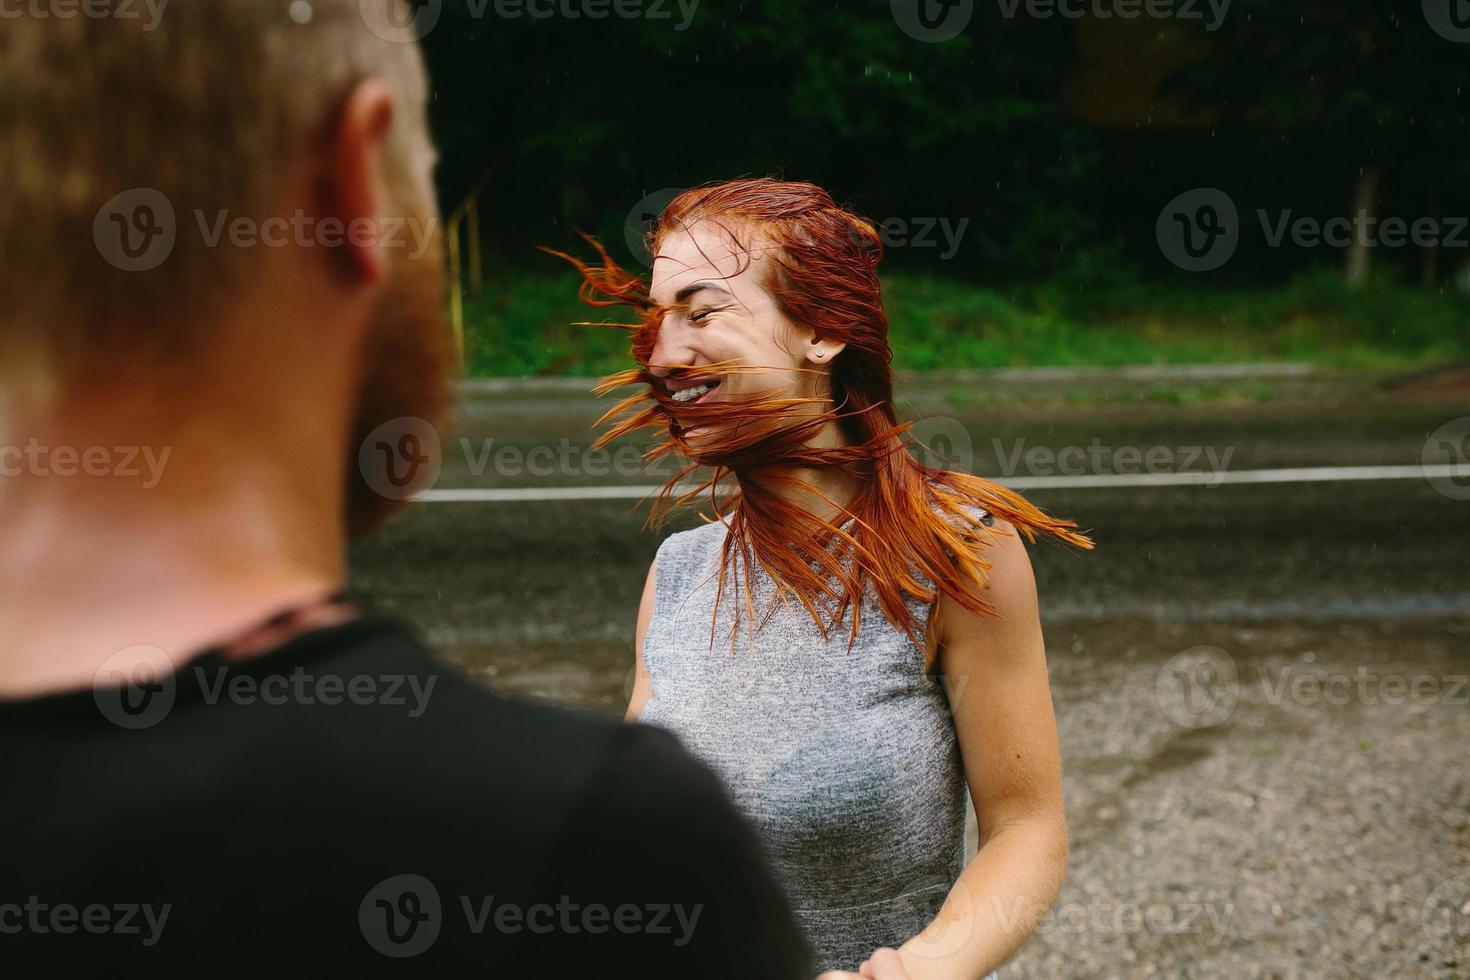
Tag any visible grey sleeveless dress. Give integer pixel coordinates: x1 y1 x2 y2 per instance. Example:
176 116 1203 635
637 507 1001 977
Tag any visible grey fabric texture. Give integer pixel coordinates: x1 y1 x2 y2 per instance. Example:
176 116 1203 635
637 504 1000 977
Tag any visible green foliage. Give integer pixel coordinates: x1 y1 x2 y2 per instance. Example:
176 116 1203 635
459 273 633 378
423 0 1098 278
460 266 1470 377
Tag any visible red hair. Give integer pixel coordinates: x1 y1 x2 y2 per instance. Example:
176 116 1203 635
545 178 1093 656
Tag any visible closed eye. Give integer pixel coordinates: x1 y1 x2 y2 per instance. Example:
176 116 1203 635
689 305 729 324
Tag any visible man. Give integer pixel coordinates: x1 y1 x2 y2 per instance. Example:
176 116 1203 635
0 2 810 974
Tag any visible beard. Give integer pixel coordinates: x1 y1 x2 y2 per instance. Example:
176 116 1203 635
343 213 455 540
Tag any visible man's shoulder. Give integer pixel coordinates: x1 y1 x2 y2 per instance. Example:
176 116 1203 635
253 613 637 776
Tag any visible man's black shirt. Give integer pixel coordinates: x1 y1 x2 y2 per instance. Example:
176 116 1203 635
0 615 813 976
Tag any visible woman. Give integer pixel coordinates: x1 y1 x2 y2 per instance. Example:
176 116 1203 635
553 179 1092 979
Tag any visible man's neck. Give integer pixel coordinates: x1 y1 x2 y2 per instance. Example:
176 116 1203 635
0 387 351 699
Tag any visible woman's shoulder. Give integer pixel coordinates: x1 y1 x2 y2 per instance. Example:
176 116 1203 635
654 516 730 569
923 477 997 530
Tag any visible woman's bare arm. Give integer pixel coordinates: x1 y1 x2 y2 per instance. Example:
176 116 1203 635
624 559 657 723
895 520 1070 979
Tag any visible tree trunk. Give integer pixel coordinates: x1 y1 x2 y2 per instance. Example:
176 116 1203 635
1422 191 1441 289
1345 165 1378 289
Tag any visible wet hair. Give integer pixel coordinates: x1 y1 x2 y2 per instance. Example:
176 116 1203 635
548 178 1093 655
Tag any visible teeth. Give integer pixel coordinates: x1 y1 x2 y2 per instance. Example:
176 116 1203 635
670 383 714 403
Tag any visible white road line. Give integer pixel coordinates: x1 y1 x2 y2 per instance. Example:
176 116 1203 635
413 464 1470 502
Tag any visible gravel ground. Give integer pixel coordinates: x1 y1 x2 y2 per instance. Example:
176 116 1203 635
351 379 1470 978
1010 614 1469 980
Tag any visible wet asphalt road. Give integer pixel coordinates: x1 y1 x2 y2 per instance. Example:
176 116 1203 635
349 373 1469 978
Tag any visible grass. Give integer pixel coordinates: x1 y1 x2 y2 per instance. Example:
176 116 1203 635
458 266 1470 378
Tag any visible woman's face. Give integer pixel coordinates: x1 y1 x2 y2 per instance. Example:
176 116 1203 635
646 221 844 442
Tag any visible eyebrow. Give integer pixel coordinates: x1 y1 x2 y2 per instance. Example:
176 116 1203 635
671 282 735 305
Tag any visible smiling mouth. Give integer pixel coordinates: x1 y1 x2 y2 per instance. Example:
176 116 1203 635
669 379 722 405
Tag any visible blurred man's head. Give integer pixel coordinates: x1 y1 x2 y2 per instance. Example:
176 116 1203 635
0 0 453 536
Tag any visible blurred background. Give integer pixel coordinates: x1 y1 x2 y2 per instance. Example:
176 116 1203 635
350 1 1469 976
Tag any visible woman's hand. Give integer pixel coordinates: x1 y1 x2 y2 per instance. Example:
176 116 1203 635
815 946 914 980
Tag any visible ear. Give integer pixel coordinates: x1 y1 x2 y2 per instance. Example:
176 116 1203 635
326 78 398 285
804 334 846 365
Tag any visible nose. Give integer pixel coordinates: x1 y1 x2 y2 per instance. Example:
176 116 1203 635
647 312 696 378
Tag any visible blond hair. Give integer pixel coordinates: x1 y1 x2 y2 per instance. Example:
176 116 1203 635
0 0 430 390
